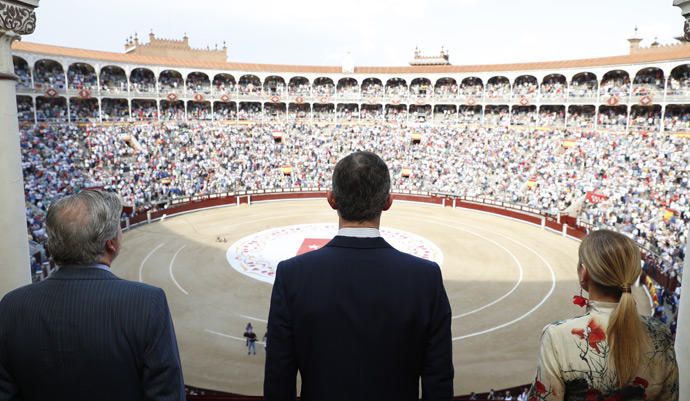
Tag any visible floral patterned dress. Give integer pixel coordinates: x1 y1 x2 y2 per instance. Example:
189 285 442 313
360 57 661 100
528 301 678 401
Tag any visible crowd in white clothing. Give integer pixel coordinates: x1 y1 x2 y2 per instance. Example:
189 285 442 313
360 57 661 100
20 122 688 282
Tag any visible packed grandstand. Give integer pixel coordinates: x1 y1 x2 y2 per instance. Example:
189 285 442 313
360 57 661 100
13 33 688 344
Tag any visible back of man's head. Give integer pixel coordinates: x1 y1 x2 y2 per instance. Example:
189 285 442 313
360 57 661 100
45 190 122 266
332 151 390 222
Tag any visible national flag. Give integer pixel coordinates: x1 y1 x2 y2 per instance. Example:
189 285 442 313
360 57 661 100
586 192 609 204
296 238 330 256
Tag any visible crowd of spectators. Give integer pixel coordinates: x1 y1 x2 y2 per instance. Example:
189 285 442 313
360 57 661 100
23 97 690 133
665 107 690 131
386 106 408 122
160 100 186 120
34 62 66 90
361 81 384 97
67 65 97 91
485 79 511 98
459 107 482 124
289 80 311 96
313 105 336 121
433 107 456 122
630 108 662 130
264 79 286 95
569 76 598 98
102 100 130 122
668 69 690 96
386 80 408 98
567 108 596 129
238 79 262 95
13 59 32 89
159 73 184 93
513 78 538 97
36 99 67 121
19 121 688 286
409 81 432 98
188 102 213 120
461 79 483 97
484 107 510 126
100 68 128 93
600 75 631 97
187 73 212 94
537 108 565 127
288 105 310 120
336 105 358 120
238 103 262 120
510 107 538 126
311 80 335 97
70 99 99 122
130 69 156 93
540 76 567 99
17 97 34 121
433 81 458 99
632 71 665 95
214 103 238 120
131 101 158 120
264 104 286 121
597 108 628 128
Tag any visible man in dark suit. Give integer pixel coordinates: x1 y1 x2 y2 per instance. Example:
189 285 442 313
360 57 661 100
264 151 453 401
0 190 184 401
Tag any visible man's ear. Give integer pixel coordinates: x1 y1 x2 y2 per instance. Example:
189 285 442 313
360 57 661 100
105 237 118 255
326 191 338 210
382 194 393 211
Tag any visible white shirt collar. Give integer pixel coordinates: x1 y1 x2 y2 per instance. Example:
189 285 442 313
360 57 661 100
337 227 381 238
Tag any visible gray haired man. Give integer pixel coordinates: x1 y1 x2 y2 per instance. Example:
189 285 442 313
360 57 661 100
0 190 185 401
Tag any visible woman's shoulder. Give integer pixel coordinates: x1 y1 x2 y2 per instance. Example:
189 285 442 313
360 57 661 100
640 316 676 358
540 313 593 336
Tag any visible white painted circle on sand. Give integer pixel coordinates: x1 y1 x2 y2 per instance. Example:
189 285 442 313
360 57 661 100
226 223 444 284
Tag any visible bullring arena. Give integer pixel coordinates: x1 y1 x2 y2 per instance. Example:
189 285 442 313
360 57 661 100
4 6 687 398
112 193 650 395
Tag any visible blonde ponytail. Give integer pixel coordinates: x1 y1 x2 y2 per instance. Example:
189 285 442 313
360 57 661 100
578 230 648 387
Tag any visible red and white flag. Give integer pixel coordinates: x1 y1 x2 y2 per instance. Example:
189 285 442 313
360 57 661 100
586 192 609 204
296 238 330 256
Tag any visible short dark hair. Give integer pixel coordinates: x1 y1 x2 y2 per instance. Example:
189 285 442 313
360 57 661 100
332 152 390 222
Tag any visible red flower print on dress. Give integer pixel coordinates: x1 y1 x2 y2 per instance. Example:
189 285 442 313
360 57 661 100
535 380 547 395
587 319 606 353
632 377 649 388
586 389 600 401
571 319 607 353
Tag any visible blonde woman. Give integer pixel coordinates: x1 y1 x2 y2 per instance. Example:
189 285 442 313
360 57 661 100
528 230 678 401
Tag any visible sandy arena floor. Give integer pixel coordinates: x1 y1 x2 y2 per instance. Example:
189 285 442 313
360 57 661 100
112 198 649 395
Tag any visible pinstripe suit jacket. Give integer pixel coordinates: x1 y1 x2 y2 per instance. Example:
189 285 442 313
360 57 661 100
0 266 185 401
264 236 454 401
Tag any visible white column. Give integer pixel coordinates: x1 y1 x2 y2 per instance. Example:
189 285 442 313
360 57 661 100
0 0 39 296
672 1 689 395
677 229 690 401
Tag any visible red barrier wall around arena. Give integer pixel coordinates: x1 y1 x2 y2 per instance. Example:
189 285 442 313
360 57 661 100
125 191 678 293
454 199 543 225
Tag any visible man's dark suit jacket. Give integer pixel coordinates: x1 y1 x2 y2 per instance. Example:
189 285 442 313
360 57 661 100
264 235 454 401
0 266 185 401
